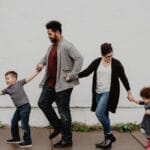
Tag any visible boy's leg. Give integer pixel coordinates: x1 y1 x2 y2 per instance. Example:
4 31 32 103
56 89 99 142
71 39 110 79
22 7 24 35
20 103 32 145
10 109 20 140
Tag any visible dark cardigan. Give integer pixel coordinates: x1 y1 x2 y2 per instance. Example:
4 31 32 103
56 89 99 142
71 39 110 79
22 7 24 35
78 57 130 113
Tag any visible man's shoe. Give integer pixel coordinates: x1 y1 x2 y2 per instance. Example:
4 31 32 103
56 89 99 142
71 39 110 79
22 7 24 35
7 139 21 144
54 140 72 148
49 129 60 139
18 142 32 148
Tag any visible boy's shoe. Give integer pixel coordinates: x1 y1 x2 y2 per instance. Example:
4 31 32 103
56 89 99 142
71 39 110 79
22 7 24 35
18 142 32 148
7 139 21 144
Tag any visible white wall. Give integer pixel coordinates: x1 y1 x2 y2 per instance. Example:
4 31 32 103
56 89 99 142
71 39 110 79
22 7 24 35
0 0 150 126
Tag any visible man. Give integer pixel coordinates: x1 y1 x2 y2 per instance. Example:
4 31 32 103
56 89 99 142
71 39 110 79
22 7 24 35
37 20 83 148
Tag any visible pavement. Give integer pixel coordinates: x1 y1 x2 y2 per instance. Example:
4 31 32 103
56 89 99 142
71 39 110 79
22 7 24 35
0 127 147 150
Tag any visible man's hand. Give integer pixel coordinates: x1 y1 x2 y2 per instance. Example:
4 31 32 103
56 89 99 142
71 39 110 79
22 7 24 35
36 64 44 72
65 73 73 82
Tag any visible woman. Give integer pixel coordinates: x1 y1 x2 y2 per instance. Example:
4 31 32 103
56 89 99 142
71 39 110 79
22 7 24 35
78 43 134 148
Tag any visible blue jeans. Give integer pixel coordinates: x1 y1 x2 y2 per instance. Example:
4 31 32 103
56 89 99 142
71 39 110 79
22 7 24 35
11 103 31 144
38 84 73 143
95 92 112 134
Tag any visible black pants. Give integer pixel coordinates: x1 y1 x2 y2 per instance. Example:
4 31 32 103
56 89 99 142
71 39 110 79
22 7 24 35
38 84 73 142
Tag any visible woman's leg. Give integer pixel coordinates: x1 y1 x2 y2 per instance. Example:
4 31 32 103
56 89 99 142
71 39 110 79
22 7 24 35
95 92 111 134
95 92 116 148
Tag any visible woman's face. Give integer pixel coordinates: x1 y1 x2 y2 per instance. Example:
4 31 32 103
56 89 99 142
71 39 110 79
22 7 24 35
102 52 113 63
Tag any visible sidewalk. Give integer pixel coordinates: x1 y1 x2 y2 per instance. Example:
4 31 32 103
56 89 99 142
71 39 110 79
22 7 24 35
0 127 146 150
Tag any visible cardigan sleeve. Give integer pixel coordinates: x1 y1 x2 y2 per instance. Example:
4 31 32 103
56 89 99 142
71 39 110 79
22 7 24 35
119 61 131 91
78 58 100 78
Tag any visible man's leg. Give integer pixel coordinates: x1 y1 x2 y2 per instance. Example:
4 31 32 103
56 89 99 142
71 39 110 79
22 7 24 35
38 84 60 130
54 88 73 148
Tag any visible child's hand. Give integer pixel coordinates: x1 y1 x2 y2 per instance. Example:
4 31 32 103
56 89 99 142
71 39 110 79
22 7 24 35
36 64 44 72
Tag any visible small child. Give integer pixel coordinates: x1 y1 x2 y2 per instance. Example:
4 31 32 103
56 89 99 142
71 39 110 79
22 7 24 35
0 70 40 148
132 87 150 149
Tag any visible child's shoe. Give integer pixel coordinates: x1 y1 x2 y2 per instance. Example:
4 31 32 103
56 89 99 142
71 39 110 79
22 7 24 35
7 138 21 144
18 142 32 148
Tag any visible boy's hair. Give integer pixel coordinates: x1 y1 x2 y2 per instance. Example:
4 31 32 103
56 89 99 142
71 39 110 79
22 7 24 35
5 71 18 79
46 20 62 34
101 43 113 56
140 87 150 99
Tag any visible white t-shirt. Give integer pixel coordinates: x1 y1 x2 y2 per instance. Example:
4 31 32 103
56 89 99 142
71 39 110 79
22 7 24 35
96 62 111 94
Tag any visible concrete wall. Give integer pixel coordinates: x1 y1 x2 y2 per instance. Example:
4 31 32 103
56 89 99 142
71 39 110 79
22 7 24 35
0 0 150 126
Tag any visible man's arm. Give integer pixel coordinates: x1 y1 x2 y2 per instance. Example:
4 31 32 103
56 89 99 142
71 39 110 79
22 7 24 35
36 47 50 71
65 43 83 81
25 70 40 83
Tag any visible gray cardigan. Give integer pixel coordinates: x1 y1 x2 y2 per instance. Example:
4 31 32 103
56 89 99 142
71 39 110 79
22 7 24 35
39 38 83 92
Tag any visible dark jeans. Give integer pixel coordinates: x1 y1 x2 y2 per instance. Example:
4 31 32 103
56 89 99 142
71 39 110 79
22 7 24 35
11 103 31 144
38 84 73 142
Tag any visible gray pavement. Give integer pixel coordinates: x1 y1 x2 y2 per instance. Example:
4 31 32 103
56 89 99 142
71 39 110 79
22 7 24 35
0 127 146 150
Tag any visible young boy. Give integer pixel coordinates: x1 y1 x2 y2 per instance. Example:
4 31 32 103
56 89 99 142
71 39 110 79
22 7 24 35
0 70 40 148
132 87 150 150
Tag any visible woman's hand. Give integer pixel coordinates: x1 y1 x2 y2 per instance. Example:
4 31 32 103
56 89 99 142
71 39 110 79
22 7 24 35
127 90 134 102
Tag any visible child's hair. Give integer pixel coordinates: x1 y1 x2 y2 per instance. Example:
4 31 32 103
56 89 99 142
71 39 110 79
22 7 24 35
140 87 150 99
5 71 18 79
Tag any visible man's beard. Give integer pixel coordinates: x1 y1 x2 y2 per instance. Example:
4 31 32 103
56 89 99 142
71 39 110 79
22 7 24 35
50 35 57 43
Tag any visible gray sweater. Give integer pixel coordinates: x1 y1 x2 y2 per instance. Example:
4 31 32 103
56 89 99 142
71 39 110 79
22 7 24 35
39 38 83 92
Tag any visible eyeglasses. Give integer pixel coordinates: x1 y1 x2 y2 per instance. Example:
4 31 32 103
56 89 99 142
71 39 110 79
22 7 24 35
104 54 113 59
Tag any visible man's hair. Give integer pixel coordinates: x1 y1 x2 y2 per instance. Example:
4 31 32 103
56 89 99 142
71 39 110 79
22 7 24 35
46 20 62 34
101 43 113 56
5 71 18 79
140 87 150 99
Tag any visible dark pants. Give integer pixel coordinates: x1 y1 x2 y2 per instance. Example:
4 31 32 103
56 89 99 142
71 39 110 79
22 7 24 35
38 84 73 142
11 103 31 144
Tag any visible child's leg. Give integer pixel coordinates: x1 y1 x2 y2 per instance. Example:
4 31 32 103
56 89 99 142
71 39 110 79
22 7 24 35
11 109 20 140
20 103 32 144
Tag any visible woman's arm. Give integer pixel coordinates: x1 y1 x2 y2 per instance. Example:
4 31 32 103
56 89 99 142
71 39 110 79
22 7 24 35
78 58 100 78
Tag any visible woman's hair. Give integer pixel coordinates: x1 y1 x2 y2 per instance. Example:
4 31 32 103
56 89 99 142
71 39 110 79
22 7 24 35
140 87 150 99
101 43 113 56
5 71 18 79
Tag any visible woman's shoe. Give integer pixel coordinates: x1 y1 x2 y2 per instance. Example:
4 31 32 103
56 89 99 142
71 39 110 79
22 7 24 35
95 133 116 148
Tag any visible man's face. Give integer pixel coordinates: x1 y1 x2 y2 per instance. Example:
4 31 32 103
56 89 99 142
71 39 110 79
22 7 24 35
47 29 58 43
5 74 16 86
